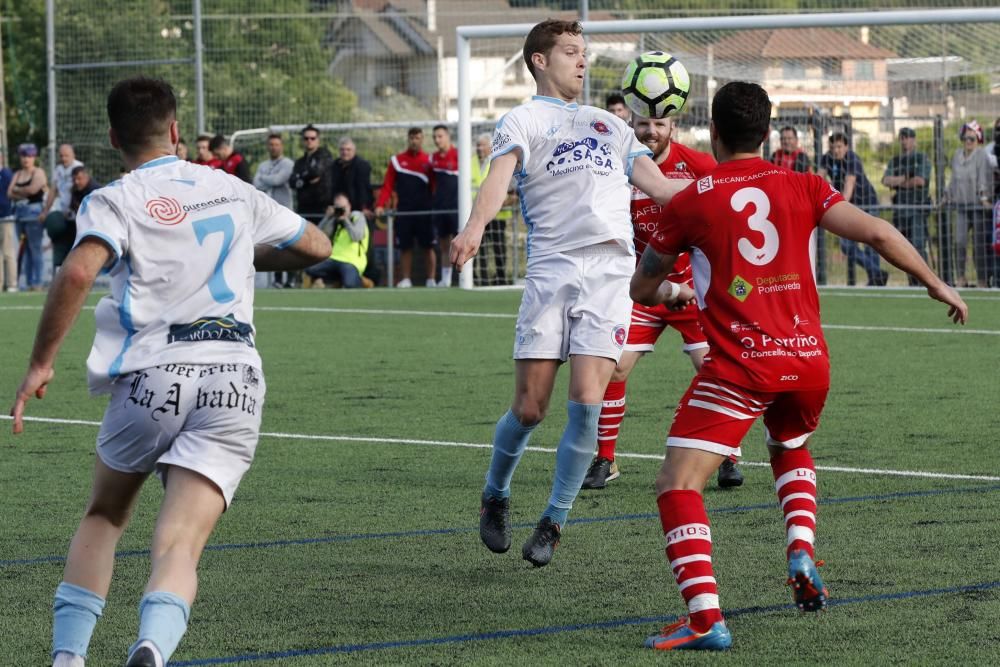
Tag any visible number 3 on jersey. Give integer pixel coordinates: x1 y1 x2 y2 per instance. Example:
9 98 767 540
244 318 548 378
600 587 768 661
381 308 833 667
193 214 236 303
732 187 778 266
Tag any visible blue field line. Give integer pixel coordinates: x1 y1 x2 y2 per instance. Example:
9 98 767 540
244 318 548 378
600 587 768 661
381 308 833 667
3 483 999 569
170 579 1000 665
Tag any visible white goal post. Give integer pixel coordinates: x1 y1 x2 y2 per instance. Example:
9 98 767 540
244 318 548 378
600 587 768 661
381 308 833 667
455 8 1000 289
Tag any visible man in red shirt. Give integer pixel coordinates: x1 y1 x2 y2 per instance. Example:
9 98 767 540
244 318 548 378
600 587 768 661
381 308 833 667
631 81 967 651
192 134 222 169
209 134 251 183
375 128 436 287
583 113 743 491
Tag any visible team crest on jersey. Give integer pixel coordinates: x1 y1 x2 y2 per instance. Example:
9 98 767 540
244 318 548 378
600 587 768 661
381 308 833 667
727 275 753 302
492 131 512 152
168 314 255 346
612 324 627 348
590 119 612 136
675 161 687 172
146 196 187 225
696 176 714 194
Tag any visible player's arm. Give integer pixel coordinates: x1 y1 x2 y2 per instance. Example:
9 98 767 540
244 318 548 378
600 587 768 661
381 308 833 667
629 155 690 204
629 245 694 308
253 220 331 271
450 150 519 270
374 160 397 216
820 201 968 323
9 237 111 434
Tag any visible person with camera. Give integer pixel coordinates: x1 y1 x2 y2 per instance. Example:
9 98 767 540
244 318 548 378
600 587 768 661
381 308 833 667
883 127 931 286
306 192 370 288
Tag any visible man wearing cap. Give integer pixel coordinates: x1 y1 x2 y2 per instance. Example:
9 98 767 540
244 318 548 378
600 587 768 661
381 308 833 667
8 143 49 290
883 127 931 285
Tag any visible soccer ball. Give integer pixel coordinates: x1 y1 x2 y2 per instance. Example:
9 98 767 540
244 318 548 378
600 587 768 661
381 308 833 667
621 51 691 119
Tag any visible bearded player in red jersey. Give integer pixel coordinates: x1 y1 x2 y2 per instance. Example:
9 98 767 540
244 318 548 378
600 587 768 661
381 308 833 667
582 113 743 491
631 81 967 651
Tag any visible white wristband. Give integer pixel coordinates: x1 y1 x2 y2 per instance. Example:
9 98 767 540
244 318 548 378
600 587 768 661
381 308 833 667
664 280 680 300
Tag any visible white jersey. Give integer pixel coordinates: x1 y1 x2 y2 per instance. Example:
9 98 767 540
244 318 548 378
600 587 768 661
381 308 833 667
489 96 651 259
75 155 306 394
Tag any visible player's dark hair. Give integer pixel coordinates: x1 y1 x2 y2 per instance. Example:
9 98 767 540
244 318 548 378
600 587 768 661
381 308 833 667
711 82 771 154
780 125 797 136
208 134 228 151
408 127 423 138
829 131 849 146
71 165 88 177
267 133 283 142
301 124 319 138
605 93 626 108
196 134 211 144
523 19 583 80
432 124 449 134
107 77 176 154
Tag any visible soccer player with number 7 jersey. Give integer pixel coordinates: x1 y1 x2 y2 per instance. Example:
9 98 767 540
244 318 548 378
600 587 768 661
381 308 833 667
10 77 331 667
631 81 967 651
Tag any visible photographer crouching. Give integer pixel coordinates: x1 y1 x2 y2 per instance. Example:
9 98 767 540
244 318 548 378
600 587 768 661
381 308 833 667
306 192 371 288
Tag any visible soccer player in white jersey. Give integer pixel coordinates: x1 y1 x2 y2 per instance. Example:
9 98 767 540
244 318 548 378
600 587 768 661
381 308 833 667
9 77 330 667
450 20 690 567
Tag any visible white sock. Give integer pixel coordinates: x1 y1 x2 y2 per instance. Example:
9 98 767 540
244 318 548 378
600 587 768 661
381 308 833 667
52 652 85 667
441 267 453 285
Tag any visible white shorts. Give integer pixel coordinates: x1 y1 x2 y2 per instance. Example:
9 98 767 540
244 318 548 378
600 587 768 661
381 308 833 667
96 362 266 507
513 244 633 362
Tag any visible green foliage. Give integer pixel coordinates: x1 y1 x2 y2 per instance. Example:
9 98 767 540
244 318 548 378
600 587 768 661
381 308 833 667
2 0 47 160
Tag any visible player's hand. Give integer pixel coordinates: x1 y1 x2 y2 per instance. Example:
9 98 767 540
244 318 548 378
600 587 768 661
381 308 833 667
449 228 481 271
10 365 55 434
374 206 385 219
667 283 697 311
927 282 968 325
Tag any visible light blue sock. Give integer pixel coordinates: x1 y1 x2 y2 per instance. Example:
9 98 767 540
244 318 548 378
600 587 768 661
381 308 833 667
52 582 106 659
483 409 538 499
542 401 601 527
130 591 191 663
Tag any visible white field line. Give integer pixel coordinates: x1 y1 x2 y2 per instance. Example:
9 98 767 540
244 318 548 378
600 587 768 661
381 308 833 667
2 415 997 482
0 304 997 336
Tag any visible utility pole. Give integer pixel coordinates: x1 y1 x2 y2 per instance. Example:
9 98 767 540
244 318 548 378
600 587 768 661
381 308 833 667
0 12 8 160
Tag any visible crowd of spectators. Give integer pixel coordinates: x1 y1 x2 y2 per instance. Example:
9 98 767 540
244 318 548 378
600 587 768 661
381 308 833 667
5 115 1000 293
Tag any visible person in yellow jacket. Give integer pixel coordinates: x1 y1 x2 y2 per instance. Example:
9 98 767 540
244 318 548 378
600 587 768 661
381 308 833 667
307 192 370 288
471 133 515 284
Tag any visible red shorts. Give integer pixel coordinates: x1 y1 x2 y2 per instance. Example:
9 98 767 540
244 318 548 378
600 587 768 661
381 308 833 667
625 301 708 353
666 374 828 458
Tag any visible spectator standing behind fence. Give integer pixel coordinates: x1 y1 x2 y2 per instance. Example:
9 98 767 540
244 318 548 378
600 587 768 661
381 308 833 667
0 154 15 292
46 166 100 272
882 127 931 286
431 125 459 287
606 93 631 122
176 138 189 160
819 132 887 286
210 134 252 183
330 137 374 218
471 133 511 285
40 144 83 275
291 124 335 224
253 133 294 209
7 144 48 291
193 134 222 168
375 127 436 288
770 126 811 173
306 192 370 289
942 120 993 288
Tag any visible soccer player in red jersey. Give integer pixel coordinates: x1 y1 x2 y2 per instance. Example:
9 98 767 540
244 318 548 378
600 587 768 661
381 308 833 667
583 113 743 490
631 81 967 651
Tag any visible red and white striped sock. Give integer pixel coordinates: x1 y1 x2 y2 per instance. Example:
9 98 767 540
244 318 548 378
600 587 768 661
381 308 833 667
771 448 818 559
597 381 626 461
657 489 724 633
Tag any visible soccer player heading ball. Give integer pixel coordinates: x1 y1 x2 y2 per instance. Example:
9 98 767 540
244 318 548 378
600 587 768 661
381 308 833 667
450 19 691 568
631 81 967 651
